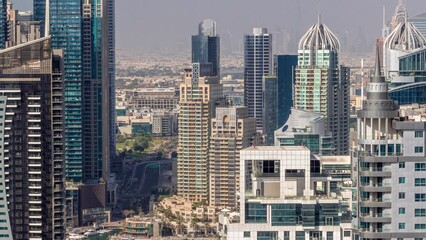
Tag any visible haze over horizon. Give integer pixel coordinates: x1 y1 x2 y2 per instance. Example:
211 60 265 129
11 0 426 56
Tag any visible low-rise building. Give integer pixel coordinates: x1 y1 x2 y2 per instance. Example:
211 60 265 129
125 87 179 110
226 146 354 240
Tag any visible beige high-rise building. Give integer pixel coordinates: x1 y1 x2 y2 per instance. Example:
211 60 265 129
209 106 258 210
177 63 222 203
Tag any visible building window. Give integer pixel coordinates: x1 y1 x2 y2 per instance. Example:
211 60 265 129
415 131 424 138
399 223 405 229
415 178 426 187
399 177 406 184
296 231 305 240
415 224 426 229
415 238 423 240
399 162 405 168
399 208 405 214
399 192 406 199
344 231 351 237
415 193 426 202
415 146 424 153
326 231 333 240
284 231 290 240
243 231 250 237
416 163 426 171
257 231 278 240
415 209 426 217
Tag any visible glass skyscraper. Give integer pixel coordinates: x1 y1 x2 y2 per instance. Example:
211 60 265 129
34 0 115 182
191 19 220 77
275 54 297 127
0 0 6 49
244 28 272 132
410 12 426 38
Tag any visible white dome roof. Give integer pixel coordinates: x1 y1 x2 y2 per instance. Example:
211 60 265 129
385 21 426 51
298 22 340 51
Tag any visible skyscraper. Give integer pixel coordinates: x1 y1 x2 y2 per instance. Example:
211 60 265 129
295 19 350 155
34 0 116 182
262 76 278 145
0 37 65 239
34 0 84 181
410 12 426 38
244 28 272 132
275 54 297 127
357 46 426 240
0 0 7 49
192 19 220 77
177 63 222 203
209 106 258 209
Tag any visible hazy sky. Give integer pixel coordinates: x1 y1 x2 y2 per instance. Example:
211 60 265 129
11 0 426 56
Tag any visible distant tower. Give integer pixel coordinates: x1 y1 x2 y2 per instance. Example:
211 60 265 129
295 18 350 155
192 19 220 77
382 5 390 38
0 0 6 49
244 28 272 133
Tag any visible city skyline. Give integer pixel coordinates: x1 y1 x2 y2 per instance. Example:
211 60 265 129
10 0 426 56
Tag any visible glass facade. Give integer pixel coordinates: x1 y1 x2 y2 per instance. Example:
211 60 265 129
275 55 297 127
245 203 267 223
257 231 278 240
34 0 116 182
244 29 272 131
192 22 220 77
262 76 278 145
410 12 426 38
0 0 6 49
390 48 426 105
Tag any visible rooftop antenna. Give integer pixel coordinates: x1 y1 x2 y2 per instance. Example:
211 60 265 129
45 0 50 37
317 0 321 24
361 59 364 100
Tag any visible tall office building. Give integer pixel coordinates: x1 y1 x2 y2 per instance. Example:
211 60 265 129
410 12 426 38
192 19 220 77
262 76 278 145
295 19 350 155
0 0 6 49
0 37 65 239
244 28 272 132
357 47 426 239
34 0 115 182
275 54 297 127
34 0 84 181
177 63 222 203
209 106 258 210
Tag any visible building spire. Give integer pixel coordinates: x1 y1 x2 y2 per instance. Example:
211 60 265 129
374 45 382 78
45 0 50 36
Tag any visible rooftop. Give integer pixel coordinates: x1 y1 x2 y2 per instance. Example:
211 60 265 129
242 145 309 151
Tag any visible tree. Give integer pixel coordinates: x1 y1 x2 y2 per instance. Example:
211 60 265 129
134 144 144 153
171 151 178 159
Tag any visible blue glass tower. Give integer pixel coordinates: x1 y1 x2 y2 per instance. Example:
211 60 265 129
0 0 6 49
275 55 297 127
192 19 220 77
34 0 115 182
